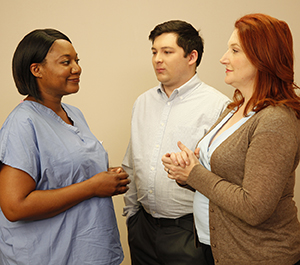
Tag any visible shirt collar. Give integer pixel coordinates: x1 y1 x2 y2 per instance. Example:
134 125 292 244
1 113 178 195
157 74 201 100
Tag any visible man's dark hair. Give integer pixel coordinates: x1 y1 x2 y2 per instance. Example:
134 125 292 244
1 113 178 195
149 20 204 67
12 29 71 101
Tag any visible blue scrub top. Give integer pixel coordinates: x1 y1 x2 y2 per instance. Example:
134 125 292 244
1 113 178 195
0 101 123 265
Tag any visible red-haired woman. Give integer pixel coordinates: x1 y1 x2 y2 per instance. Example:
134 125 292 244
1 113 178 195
162 13 300 265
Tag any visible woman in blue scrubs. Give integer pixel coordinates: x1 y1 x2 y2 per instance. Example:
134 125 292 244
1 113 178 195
0 29 129 265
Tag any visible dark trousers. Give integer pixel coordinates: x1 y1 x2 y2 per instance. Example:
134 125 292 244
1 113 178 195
198 242 214 265
127 207 209 265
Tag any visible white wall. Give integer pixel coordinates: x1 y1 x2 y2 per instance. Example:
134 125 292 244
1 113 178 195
0 1 299 264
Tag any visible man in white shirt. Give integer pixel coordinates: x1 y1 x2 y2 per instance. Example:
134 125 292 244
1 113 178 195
123 20 230 265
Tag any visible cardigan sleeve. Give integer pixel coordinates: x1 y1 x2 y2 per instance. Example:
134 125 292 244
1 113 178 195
187 106 300 226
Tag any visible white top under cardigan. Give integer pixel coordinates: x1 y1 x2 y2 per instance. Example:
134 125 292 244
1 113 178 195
194 109 255 245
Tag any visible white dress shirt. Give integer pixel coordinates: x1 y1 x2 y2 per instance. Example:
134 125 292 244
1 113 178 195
123 74 230 220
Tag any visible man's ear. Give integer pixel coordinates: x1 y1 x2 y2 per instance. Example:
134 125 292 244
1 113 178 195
30 63 42 78
188 50 198 66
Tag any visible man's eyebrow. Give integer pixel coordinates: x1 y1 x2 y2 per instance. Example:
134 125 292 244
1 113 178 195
151 46 174 50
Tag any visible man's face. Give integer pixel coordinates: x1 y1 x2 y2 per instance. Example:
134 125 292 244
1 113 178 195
151 33 194 92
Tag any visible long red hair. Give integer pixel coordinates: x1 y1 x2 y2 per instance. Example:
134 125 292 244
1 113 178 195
228 13 300 118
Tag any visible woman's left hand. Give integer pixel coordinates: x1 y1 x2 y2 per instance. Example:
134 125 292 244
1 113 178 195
162 141 200 185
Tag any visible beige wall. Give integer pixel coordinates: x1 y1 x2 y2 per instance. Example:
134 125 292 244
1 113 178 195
0 1 299 264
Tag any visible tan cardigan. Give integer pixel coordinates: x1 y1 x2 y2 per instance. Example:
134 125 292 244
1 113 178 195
187 105 300 265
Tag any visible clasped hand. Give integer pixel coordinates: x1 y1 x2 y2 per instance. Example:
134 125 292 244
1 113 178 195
161 141 200 186
91 167 130 197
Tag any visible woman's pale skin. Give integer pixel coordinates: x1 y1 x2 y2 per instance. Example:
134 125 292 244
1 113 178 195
162 29 257 184
0 39 130 222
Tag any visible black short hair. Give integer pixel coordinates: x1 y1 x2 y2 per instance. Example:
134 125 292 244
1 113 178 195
149 20 204 67
12 29 71 101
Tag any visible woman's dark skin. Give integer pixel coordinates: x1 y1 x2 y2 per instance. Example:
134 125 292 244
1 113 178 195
0 39 130 223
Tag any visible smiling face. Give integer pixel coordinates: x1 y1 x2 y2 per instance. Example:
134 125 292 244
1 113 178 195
151 33 197 95
32 39 81 101
220 29 257 99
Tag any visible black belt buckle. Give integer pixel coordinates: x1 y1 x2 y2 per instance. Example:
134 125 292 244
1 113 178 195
143 207 193 231
154 217 179 227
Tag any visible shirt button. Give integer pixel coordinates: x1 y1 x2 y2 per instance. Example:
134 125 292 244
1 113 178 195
161 122 164 126
151 167 155 171
167 102 171 106
149 190 153 194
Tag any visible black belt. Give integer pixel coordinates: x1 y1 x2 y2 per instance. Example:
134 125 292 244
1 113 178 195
142 207 193 232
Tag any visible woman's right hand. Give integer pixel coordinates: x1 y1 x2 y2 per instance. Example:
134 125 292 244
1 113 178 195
90 170 130 197
162 141 200 186
0 164 130 222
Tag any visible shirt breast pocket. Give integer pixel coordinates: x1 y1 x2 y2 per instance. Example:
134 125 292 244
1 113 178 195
172 125 206 150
